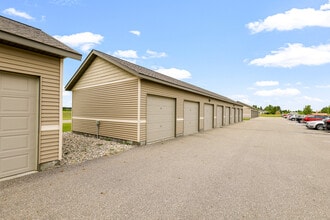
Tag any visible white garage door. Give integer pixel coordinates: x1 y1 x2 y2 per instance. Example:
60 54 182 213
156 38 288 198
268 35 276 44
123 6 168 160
216 106 223 128
147 95 175 143
0 72 38 179
230 108 234 124
184 101 199 135
204 104 213 131
234 108 238 123
224 107 230 126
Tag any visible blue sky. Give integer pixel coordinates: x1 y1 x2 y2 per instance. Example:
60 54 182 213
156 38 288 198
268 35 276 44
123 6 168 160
2 0 330 111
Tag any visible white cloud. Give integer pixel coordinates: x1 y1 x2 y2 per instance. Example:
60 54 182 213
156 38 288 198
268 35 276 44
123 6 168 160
63 87 71 97
54 32 103 52
3 8 34 20
316 84 330 88
130 30 141 36
231 95 250 104
247 2 330 33
155 68 191 80
113 49 167 61
113 50 138 59
143 50 167 59
62 87 72 107
254 88 300 97
255 81 279 87
303 96 325 102
249 43 330 68
321 0 330 10
51 0 78 6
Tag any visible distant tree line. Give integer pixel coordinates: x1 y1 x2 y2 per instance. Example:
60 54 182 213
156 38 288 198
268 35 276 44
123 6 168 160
253 105 280 114
252 104 330 115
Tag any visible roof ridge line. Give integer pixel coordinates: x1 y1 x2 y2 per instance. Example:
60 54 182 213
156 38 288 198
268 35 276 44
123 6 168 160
0 15 42 31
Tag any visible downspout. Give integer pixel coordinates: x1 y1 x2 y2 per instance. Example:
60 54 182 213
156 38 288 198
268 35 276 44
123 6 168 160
137 78 141 143
96 120 100 139
59 59 63 160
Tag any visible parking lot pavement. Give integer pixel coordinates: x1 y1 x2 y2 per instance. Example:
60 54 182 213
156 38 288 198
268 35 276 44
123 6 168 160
1 117 330 219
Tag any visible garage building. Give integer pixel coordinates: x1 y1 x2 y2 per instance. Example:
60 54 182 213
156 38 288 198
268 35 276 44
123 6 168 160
237 101 259 119
0 16 81 179
66 50 242 144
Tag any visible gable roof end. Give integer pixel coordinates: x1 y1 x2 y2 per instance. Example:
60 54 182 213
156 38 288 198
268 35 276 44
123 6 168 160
0 16 81 60
66 49 241 106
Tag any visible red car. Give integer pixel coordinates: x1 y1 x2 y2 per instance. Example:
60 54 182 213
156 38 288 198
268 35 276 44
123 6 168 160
302 115 328 123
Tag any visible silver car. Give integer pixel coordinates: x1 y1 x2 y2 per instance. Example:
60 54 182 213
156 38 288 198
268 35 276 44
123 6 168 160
306 117 330 130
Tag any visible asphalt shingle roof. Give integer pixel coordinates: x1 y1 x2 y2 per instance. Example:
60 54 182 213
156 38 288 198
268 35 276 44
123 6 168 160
66 49 241 106
0 16 81 59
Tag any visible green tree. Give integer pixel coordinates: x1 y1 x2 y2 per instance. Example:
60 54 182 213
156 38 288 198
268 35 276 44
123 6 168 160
264 105 281 114
303 105 312 115
320 106 330 114
274 106 281 114
297 110 304 115
264 105 273 114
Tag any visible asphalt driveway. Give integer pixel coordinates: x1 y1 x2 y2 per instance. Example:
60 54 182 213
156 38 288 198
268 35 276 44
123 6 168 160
1 117 330 219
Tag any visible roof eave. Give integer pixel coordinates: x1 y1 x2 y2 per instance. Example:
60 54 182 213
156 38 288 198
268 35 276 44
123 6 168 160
139 75 239 105
65 51 96 90
66 50 144 91
0 31 82 60
237 101 257 109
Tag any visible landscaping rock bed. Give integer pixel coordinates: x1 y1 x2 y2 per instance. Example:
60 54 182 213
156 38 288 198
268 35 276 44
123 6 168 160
61 132 135 166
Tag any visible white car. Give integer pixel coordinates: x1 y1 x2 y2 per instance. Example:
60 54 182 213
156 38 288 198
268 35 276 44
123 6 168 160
306 117 329 130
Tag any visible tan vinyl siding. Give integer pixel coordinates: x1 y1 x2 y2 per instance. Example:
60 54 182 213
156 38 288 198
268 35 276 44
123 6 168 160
39 130 60 163
74 57 136 89
0 43 61 163
73 80 138 119
73 119 138 141
72 77 139 142
176 98 184 136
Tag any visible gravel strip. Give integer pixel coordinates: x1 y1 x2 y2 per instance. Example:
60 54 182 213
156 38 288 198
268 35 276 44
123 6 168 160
60 132 135 166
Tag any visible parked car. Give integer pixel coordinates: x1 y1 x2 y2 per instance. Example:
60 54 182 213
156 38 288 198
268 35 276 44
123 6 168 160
306 118 329 130
325 118 330 130
288 114 298 121
302 115 328 123
296 115 305 123
289 114 305 121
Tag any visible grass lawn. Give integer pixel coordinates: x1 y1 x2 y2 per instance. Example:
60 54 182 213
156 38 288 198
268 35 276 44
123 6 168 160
260 114 282 117
63 109 72 120
63 109 72 132
63 123 72 132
